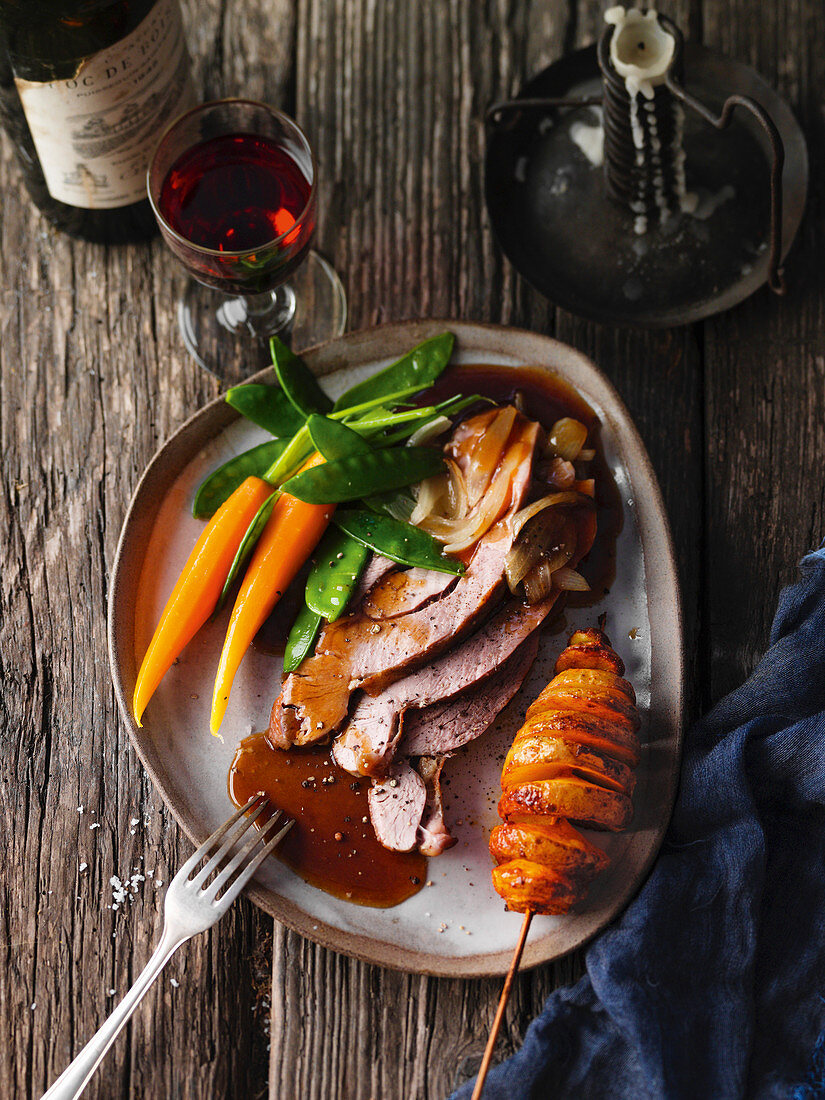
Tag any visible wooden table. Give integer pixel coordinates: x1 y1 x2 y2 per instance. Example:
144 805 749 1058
3 1 823 1096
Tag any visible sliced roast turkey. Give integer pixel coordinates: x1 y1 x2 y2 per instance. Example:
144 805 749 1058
368 757 457 855
367 762 427 853
269 418 540 748
349 553 397 608
331 597 554 776
401 630 540 757
361 566 458 619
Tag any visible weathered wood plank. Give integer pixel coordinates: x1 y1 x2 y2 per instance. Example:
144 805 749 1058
701 0 825 702
0 2 292 1097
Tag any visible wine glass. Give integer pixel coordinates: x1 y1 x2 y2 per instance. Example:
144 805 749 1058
147 99 346 383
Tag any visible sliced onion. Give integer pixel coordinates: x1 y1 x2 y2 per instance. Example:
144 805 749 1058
443 447 522 552
505 511 576 589
547 418 588 461
553 566 591 591
464 406 517 509
408 415 452 447
523 560 555 604
412 410 537 554
578 448 596 462
380 493 415 522
410 473 448 525
444 458 468 520
510 491 593 539
431 445 521 552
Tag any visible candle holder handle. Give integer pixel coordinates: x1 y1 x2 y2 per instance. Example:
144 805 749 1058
485 96 603 134
664 76 786 294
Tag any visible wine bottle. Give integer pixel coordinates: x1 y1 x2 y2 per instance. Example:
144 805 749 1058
0 0 195 243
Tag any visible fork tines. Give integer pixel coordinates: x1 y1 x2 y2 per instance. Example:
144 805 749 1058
176 795 295 910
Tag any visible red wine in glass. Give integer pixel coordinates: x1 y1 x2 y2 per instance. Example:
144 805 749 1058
157 131 315 295
147 100 345 382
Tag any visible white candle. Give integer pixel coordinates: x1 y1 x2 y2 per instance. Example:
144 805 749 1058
604 7 676 100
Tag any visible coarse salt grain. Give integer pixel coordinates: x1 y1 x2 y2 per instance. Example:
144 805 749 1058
110 875 127 910
170 978 179 988
79 862 88 872
90 822 100 830
109 871 145 911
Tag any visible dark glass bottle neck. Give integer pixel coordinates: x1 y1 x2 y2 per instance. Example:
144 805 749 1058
1 0 155 81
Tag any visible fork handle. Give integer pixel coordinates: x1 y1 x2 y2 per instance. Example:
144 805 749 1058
41 927 186 1100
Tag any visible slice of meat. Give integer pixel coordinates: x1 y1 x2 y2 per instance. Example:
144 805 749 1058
368 757 457 855
270 420 539 749
401 631 539 756
331 597 555 776
349 553 397 608
416 756 456 856
362 567 458 619
272 529 515 748
367 762 426 852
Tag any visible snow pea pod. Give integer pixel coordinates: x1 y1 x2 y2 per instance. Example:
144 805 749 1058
224 383 306 438
305 527 371 620
259 387 433 487
334 508 464 575
332 332 455 412
307 414 373 461
192 440 288 519
280 446 445 505
262 424 314 486
215 490 279 610
270 335 333 417
283 603 324 673
437 392 491 417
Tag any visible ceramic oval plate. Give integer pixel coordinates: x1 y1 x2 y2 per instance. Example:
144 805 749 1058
108 320 683 977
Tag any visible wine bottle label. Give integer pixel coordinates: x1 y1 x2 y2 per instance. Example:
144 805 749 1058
13 0 195 210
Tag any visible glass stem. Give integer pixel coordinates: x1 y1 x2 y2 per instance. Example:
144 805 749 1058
214 285 297 341
242 285 297 338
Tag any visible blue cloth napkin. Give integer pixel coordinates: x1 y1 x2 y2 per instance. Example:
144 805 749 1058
453 545 825 1100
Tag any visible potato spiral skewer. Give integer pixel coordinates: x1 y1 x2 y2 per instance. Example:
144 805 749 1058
490 628 641 915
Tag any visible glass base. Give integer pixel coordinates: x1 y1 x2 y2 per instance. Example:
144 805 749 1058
177 250 347 385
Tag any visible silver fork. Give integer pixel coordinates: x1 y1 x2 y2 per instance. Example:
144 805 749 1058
41 795 293 1100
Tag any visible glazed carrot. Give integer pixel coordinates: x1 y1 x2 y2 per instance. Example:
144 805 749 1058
133 476 274 726
210 453 331 734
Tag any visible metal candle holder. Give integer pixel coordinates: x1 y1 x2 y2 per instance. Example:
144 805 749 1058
484 9 805 325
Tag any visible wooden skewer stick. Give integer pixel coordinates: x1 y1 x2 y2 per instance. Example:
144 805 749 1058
470 909 534 1100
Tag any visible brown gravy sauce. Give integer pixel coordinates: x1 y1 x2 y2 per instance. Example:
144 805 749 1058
230 362 621 908
229 735 427 907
